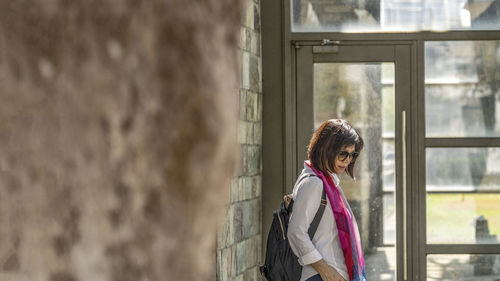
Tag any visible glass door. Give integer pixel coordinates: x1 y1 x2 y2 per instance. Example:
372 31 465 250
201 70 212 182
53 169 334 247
292 43 414 281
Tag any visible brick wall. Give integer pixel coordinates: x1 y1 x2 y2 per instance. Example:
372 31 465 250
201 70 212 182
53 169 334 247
216 0 262 280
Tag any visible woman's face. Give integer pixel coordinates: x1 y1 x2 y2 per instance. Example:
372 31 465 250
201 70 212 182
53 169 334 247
333 144 356 175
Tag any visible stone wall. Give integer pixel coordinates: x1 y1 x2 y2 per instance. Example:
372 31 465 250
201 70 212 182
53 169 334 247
216 0 262 280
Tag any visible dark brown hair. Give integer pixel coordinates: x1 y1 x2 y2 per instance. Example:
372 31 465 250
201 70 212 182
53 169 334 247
307 119 364 178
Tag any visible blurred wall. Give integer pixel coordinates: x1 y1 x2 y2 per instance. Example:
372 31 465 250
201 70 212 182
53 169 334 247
216 0 263 280
0 1 243 281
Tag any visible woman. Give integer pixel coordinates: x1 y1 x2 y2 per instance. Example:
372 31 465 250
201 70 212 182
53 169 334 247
288 119 367 281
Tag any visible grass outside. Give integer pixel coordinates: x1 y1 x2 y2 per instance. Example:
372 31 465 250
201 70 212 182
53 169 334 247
427 193 500 244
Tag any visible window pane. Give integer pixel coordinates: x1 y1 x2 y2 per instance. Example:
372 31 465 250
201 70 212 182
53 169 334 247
292 0 500 32
425 41 500 137
383 192 395 245
427 193 500 244
427 255 500 281
426 148 500 192
313 63 396 278
426 147 500 244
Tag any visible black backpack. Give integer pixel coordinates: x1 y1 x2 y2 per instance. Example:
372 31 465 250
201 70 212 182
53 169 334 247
260 175 327 281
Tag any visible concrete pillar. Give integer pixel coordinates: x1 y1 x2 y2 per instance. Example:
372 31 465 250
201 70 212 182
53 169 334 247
0 1 243 281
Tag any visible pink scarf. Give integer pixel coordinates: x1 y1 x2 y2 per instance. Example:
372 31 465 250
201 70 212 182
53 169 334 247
306 161 367 281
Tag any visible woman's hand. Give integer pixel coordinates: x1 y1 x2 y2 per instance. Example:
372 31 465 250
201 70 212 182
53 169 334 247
311 259 346 281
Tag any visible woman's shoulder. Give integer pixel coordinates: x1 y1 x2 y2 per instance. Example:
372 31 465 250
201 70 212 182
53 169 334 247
298 174 322 187
293 174 323 196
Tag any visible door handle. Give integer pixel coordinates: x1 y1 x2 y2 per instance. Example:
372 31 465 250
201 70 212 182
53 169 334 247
402 110 408 281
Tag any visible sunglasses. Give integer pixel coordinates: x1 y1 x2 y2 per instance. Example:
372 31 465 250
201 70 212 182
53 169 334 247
337 150 359 161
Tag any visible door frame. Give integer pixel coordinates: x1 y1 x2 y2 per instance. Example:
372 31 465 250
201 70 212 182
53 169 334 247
292 42 417 281
261 1 500 280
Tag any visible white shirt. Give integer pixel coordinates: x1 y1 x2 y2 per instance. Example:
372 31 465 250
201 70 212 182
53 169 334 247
287 163 349 281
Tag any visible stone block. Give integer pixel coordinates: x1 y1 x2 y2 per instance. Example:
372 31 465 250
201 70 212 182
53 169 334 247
241 177 251 201
233 204 243 243
254 176 262 198
253 122 262 145
238 120 247 144
248 176 261 199
236 150 245 177
217 250 222 280
245 236 260 268
240 27 260 55
230 178 238 203
258 57 262 92
249 54 260 92
241 51 250 90
238 177 247 201
251 29 261 56
245 121 257 145
243 0 254 30
243 267 254 281
245 146 261 176
257 93 262 119
234 143 245 178
239 26 247 50
217 205 235 248
240 145 248 174
236 240 247 274
240 178 248 202
243 266 260 281
221 246 236 281
244 28 254 53
237 47 243 74
234 274 244 281
249 176 257 196
239 177 248 203
239 90 246 120
242 199 260 239
240 175 260 200
253 0 261 32
231 177 242 201
257 235 262 263
236 146 246 177
245 91 259 122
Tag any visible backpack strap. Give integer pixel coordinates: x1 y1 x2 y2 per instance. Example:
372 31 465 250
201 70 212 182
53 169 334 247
287 173 314 214
287 173 327 239
307 187 326 239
